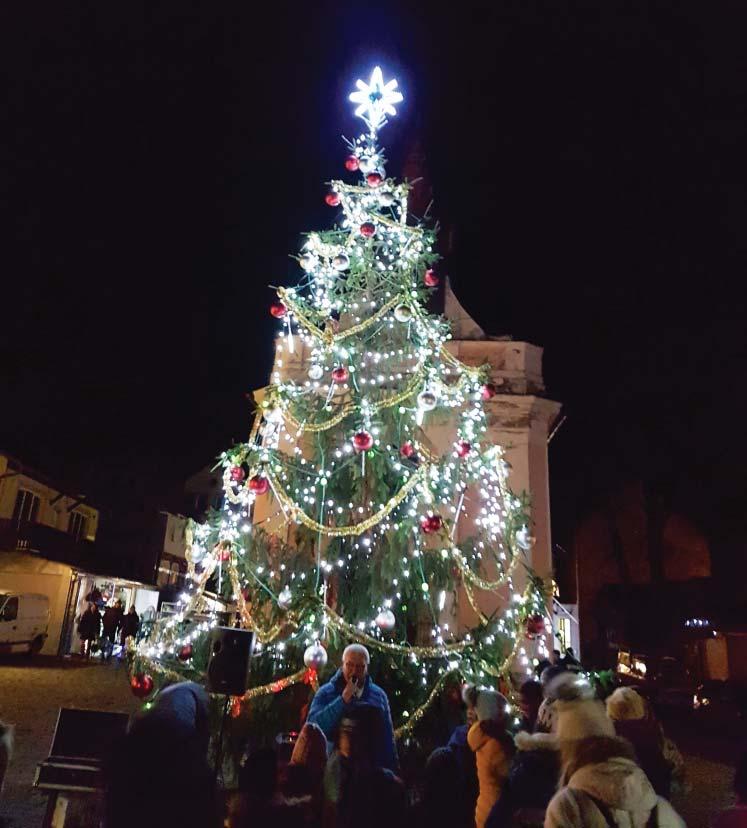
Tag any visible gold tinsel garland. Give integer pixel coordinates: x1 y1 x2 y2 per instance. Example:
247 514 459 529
226 558 292 643
462 577 489 625
394 670 455 739
277 289 402 346
455 549 522 592
324 606 468 657
266 463 427 537
137 655 308 703
276 370 424 434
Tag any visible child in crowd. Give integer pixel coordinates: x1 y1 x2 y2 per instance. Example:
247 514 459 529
465 686 514 828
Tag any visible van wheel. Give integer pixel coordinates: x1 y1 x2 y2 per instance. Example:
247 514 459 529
29 636 44 655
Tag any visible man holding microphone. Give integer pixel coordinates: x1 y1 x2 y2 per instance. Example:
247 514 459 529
307 643 398 771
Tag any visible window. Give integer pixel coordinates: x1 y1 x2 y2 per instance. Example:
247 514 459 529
68 511 88 540
1 597 18 622
12 489 40 528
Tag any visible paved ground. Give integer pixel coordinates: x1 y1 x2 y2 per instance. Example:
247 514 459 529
0 655 140 828
662 706 743 828
0 658 741 827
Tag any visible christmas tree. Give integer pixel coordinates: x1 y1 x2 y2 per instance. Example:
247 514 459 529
133 67 550 746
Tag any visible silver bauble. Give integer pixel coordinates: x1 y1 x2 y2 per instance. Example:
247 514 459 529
332 253 350 271
299 252 316 271
417 390 438 411
308 364 324 380
379 191 396 207
358 156 376 174
393 304 412 323
303 642 328 670
186 543 206 565
277 586 292 610
515 527 534 551
375 609 396 632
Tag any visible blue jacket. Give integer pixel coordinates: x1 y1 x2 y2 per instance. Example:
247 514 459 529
307 668 398 771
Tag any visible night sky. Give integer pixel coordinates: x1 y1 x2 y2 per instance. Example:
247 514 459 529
3 2 746 571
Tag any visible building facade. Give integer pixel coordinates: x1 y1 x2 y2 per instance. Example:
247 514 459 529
0 452 158 655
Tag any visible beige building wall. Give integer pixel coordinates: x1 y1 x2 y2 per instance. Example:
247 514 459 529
0 453 101 655
0 453 99 540
0 552 73 655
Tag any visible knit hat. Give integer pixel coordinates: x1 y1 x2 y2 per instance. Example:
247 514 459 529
545 671 594 703
555 697 615 741
605 686 647 722
474 689 509 722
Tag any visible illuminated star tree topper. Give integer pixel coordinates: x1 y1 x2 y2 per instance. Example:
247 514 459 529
349 65 403 135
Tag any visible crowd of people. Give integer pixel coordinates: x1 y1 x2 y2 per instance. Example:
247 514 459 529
77 600 140 660
100 644 747 828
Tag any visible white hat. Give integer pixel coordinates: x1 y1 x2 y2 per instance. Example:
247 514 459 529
555 698 615 741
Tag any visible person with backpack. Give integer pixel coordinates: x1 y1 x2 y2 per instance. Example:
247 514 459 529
544 692 684 828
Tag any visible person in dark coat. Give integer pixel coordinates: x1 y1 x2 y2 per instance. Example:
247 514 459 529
447 684 480 826
307 644 397 771
101 600 123 662
413 746 468 828
105 682 219 828
517 680 543 734
606 686 672 797
322 705 405 828
119 605 139 650
77 602 101 657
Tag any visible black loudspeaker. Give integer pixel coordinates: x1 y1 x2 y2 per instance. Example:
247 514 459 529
206 627 256 696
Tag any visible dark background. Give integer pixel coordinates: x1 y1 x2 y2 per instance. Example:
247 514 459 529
2 2 745 574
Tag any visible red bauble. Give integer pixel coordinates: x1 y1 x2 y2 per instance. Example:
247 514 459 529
220 547 231 562
229 466 246 483
366 172 383 187
420 514 443 534
353 430 374 452
456 440 472 458
525 615 546 639
424 269 439 287
270 302 287 319
360 222 376 238
325 191 341 207
130 673 154 698
400 442 416 459
481 383 497 400
331 366 349 383
344 155 360 171
229 696 243 718
178 644 193 661
248 475 270 495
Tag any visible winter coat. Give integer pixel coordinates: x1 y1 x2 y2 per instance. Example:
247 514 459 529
467 721 513 828
78 608 101 641
613 718 671 798
121 610 139 638
102 606 123 636
448 724 480 825
544 746 685 828
307 668 397 771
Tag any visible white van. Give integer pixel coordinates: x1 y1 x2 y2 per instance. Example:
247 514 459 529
0 591 50 654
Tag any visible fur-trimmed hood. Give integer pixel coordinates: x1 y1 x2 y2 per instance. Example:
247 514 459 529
546 735 685 828
568 755 658 812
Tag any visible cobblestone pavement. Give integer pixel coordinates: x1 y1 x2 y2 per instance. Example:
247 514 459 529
0 655 140 828
0 658 739 828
